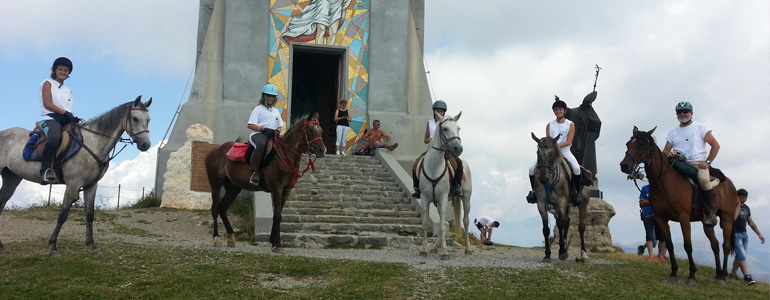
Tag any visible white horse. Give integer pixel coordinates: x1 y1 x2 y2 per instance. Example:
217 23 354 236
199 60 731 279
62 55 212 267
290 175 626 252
417 111 464 260
0 96 152 257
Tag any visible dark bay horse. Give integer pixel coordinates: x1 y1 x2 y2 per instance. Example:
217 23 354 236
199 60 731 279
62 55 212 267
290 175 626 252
620 126 737 285
0 96 152 256
205 113 325 253
531 132 591 263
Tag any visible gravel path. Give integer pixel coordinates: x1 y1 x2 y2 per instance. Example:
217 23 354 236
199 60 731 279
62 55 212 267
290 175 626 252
0 207 613 270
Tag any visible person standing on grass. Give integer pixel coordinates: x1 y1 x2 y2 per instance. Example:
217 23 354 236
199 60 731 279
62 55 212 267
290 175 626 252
638 185 666 262
728 188 765 285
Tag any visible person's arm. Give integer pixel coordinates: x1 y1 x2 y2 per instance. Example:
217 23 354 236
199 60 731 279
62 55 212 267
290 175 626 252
247 123 261 131
747 216 765 244
424 122 431 144
333 110 341 121
382 132 391 143
347 112 352 122
42 81 67 114
701 131 719 169
559 123 575 148
639 199 650 207
545 123 550 138
735 203 742 221
662 141 675 157
361 131 371 143
487 227 493 240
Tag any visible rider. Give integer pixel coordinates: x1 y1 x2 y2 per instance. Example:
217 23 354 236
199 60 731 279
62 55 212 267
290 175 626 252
526 96 583 206
247 83 285 185
411 100 464 198
662 101 720 226
39 57 81 184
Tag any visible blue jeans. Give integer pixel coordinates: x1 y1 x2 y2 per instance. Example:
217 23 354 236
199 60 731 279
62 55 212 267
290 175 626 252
734 232 749 261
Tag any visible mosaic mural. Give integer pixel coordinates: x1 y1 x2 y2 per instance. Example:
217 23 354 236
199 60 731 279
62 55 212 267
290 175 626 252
269 0 370 151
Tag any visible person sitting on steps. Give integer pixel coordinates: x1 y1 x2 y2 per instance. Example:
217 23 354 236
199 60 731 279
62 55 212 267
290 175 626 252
247 83 284 185
360 120 398 155
411 100 464 198
526 96 583 206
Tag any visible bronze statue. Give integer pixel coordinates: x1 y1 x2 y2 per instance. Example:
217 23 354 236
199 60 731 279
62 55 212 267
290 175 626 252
565 65 602 176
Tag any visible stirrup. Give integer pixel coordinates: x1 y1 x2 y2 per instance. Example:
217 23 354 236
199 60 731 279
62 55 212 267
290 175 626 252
249 172 260 184
411 189 421 198
41 168 56 184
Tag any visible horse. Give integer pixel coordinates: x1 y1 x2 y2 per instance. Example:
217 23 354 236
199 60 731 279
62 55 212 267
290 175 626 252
531 132 591 263
0 96 152 256
620 126 737 285
416 111 465 260
205 113 325 254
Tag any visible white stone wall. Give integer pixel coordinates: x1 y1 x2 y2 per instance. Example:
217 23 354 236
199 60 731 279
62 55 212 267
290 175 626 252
160 124 213 210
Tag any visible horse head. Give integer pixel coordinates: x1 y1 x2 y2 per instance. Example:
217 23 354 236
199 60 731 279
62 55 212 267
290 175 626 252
304 113 325 157
620 126 656 174
434 111 463 157
127 96 152 151
531 132 562 183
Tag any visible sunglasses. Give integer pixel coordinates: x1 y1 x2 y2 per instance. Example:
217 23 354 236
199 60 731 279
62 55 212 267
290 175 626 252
676 110 691 114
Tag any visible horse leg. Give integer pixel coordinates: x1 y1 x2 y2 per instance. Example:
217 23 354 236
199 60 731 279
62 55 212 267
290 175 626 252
556 213 570 261
269 189 286 254
0 169 23 253
703 225 725 284
210 183 223 247
218 181 241 247
576 201 589 263
82 184 101 256
419 196 430 257
48 186 79 257
463 197 472 255
438 196 450 260
680 220 698 285
540 208 551 263
657 218 679 283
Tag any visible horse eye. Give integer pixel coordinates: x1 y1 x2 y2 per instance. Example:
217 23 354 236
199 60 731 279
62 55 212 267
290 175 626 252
132 117 139 122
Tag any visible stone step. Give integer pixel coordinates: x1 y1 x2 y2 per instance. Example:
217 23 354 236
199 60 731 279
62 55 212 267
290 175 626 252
283 207 420 218
284 200 412 210
280 214 422 225
254 233 453 250
279 222 424 235
289 189 405 199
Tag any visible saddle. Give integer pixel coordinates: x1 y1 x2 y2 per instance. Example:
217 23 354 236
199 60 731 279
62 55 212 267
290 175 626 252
23 121 82 164
561 159 593 186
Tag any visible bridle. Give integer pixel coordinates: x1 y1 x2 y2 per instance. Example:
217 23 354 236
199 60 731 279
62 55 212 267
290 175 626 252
624 134 674 192
272 119 323 187
535 142 562 211
70 106 150 169
431 118 461 153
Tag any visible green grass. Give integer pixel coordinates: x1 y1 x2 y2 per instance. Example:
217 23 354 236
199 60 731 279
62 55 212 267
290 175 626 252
1 239 767 299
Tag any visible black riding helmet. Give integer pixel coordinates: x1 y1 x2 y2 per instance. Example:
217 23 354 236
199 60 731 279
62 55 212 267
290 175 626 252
552 95 567 110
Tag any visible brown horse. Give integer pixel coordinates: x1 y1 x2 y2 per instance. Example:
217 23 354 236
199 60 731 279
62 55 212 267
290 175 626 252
531 133 592 263
204 113 325 253
620 126 737 285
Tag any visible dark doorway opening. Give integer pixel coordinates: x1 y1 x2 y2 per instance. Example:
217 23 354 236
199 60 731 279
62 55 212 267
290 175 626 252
290 48 343 154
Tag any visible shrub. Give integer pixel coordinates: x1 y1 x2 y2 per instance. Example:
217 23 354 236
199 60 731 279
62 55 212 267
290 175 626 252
132 192 162 209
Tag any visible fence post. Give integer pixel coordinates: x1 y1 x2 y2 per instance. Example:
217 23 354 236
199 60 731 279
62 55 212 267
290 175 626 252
117 184 121 209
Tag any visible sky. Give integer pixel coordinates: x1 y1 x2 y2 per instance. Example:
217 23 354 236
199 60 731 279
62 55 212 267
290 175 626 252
1 0 768 280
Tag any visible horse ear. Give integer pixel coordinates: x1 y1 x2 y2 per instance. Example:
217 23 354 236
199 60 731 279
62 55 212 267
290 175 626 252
648 126 656 135
454 111 462 121
531 132 540 143
552 134 561 143
633 126 639 134
309 112 319 120
144 97 152 108
133 95 142 106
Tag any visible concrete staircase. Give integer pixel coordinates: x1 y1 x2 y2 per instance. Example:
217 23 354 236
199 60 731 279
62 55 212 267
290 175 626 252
254 154 452 249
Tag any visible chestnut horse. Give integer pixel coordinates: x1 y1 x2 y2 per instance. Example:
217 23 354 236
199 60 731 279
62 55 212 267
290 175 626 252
531 133 591 263
205 113 325 253
620 126 737 285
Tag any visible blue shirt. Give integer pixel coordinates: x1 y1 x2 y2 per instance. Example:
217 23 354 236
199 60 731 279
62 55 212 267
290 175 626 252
639 185 653 216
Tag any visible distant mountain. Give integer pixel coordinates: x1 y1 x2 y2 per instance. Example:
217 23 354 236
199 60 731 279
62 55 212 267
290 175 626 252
621 239 769 284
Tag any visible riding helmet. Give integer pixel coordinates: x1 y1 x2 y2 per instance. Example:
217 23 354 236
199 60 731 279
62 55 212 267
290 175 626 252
52 57 73 72
432 100 447 111
552 95 568 110
675 101 693 112
261 83 279 96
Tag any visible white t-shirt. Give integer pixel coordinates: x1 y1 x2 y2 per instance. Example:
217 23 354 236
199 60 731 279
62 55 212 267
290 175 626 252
428 119 437 139
248 105 284 138
666 121 712 162
548 119 573 150
40 78 73 119
475 216 496 227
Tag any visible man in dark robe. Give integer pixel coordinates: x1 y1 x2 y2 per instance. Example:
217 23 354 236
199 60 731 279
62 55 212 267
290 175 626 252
565 91 601 176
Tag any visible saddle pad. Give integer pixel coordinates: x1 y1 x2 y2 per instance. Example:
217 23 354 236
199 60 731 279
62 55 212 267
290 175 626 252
226 143 249 162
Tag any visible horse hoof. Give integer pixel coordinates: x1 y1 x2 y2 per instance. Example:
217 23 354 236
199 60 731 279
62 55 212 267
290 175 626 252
666 276 678 284
440 254 451 260
226 234 236 247
48 251 60 258
685 278 697 286
464 249 473 255
542 258 551 263
711 278 726 285
559 253 568 261
90 249 102 256
272 247 286 254
419 251 428 257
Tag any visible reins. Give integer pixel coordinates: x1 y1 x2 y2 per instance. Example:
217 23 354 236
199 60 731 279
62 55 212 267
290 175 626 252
68 106 150 170
536 143 562 211
271 119 322 187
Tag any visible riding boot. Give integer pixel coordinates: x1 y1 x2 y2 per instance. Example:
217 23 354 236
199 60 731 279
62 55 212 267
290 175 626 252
526 175 537 204
453 159 463 196
570 174 583 206
249 151 264 185
39 143 57 184
701 189 718 226
411 169 421 198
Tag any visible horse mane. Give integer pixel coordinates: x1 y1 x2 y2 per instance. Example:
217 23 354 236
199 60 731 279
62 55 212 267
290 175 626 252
283 114 314 136
82 101 139 134
632 130 659 152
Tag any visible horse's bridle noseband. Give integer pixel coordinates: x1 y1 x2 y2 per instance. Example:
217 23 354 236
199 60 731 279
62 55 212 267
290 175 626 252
431 118 461 153
125 107 150 142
